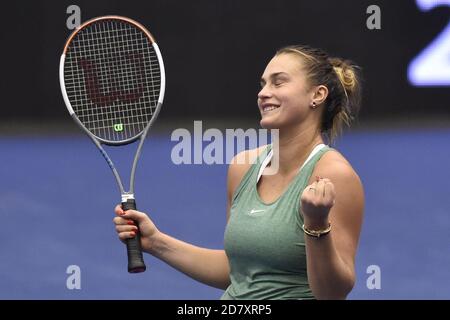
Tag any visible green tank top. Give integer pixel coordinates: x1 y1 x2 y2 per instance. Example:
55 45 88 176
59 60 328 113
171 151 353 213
222 143 332 300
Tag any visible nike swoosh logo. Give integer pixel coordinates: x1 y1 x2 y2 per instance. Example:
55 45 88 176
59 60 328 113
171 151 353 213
249 209 265 214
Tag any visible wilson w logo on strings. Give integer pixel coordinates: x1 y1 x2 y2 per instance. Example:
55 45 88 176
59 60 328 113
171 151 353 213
78 53 146 107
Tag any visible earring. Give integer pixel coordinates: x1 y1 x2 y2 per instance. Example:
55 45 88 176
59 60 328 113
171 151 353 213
311 102 317 109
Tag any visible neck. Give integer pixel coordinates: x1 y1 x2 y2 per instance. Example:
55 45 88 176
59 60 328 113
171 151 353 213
270 122 324 176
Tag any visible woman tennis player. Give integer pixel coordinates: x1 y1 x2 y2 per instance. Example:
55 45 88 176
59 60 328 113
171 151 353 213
113 45 364 300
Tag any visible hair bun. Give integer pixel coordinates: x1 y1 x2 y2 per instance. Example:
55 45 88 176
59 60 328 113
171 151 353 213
329 58 357 92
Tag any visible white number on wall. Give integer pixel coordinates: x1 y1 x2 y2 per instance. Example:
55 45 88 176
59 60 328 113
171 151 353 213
408 0 450 86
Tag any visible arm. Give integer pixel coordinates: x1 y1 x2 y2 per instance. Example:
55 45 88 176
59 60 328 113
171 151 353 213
113 148 263 290
114 204 230 289
148 232 230 289
301 159 364 299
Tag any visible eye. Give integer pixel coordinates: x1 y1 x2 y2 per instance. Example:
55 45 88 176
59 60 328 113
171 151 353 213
273 77 288 87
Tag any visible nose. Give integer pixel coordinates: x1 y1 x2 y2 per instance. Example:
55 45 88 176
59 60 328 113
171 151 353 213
258 84 272 100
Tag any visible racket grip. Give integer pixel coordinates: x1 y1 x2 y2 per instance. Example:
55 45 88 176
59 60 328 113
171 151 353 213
122 199 147 273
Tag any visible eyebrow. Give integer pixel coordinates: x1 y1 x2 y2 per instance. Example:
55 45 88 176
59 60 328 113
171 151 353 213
260 72 289 84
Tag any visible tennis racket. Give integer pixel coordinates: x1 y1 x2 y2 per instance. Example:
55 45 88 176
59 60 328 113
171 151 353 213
59 16 165 273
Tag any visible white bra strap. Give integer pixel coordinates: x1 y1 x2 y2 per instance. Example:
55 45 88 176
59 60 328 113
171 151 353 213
300 143 326 172
257 148 273 183
257 144 326 183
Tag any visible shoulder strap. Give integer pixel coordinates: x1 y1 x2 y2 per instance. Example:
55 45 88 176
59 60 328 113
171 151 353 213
231 145 271 203
257 144 327 182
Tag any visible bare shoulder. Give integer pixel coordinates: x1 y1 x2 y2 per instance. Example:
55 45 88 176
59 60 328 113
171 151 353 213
312 148 365 234
227 145 267 195
312 149 363 189
311 149 365 216
225 145 268 221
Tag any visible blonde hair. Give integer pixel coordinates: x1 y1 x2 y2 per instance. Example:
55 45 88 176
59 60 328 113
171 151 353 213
276 45 361 144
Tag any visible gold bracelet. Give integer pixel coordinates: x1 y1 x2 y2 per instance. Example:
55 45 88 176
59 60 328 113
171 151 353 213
302 222 332 238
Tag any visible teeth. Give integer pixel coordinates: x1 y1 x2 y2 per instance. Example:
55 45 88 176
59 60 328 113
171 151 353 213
263 106 278 112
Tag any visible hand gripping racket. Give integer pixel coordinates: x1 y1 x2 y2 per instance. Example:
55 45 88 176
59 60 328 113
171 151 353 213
59 16 165 273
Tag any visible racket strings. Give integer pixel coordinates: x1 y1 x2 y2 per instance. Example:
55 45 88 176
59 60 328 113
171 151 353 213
64 19 161 142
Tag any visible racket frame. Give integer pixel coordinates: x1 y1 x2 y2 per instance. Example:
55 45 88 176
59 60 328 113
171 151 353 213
59 15 166 271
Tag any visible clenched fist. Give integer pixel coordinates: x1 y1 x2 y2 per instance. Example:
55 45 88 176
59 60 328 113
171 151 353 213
300 177 336 225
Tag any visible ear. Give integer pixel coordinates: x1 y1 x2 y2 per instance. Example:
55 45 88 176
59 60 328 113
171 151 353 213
311 85 328 106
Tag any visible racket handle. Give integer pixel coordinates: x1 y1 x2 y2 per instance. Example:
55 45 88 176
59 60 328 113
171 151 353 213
122 199 147 273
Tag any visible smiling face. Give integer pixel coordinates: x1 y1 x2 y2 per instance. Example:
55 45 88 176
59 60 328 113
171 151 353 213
258 53 316 130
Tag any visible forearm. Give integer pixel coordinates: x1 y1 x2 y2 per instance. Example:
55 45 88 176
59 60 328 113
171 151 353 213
147 232 231 290
304 220 355 299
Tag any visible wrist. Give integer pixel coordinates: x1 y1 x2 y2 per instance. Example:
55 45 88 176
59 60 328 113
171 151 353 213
302 222 331 238
303 216 329 230
146 230 165 256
